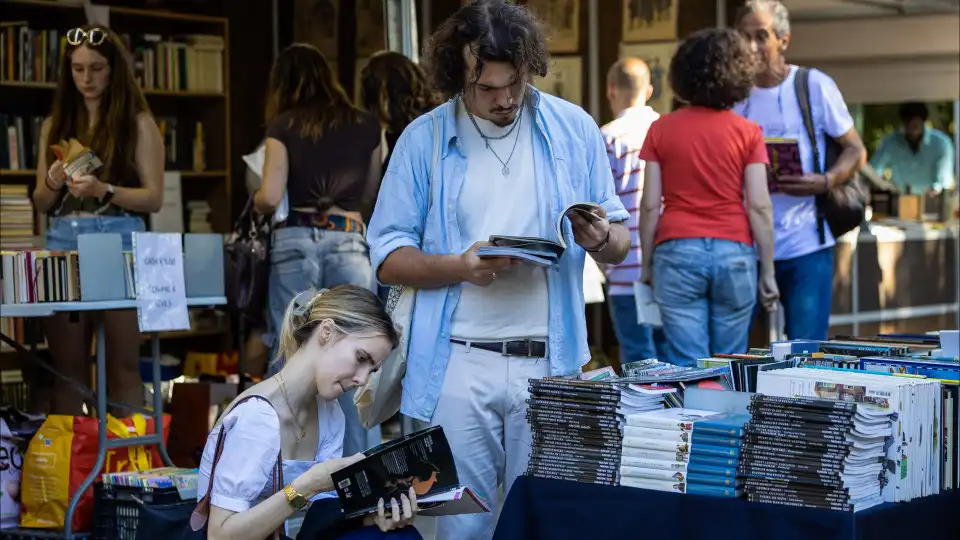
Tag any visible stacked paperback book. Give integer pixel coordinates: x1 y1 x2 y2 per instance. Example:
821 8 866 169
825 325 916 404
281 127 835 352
525 377 672 485
757 367 942 505
739 393 894 512
619 409 747 498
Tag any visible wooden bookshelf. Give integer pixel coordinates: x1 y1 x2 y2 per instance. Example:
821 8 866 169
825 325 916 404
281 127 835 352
0 1 233 237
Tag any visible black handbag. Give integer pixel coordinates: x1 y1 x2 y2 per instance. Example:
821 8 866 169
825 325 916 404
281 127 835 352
134 395 289 540
794 67 868 242
225 198 272 325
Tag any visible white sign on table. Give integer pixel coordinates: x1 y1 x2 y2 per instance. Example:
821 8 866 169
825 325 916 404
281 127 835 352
133 232 190 332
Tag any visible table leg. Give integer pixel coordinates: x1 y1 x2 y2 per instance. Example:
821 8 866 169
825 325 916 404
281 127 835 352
63 319 108 539
151 333 174 467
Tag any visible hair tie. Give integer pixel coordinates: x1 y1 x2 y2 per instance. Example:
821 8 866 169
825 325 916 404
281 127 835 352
291 287 329 318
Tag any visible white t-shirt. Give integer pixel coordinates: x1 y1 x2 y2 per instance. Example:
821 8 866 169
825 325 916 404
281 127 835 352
733 65 855 261
449 99 550 341
196 396 345 512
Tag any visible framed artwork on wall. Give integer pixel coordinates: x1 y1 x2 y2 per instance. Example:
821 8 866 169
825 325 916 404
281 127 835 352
533 55 583 106
622 0 678 43
620 41 677 115
525 0 580 53
294 0 339 60
356 0 386 57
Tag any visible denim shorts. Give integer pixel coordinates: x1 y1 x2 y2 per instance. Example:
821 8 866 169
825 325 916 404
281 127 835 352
46 215 146 251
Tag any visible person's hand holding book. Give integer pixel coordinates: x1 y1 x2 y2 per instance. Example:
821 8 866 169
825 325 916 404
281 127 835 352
569 204 610 251
291 453 366 497
777 173 831 197
67 173 109 199
361 486 418 532
45 160 68 191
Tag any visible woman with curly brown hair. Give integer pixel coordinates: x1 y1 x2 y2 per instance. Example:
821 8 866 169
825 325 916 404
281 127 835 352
32 25 164 415
359 52 440 179
638 28 779 366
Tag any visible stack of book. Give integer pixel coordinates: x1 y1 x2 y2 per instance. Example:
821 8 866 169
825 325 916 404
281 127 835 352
758 367 941 503
686 414 750 497
0 184 35 250
618 408 719 495
525 378 672 485
739 393 895 511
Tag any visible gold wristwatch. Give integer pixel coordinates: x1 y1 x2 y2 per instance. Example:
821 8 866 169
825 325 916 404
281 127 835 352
283 485 308 510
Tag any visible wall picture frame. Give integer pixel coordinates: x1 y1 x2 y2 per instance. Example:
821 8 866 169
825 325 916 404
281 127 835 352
619 41 677 115
533 55 583 106
526 0 580 53
622 0 678 43
294 0 339 60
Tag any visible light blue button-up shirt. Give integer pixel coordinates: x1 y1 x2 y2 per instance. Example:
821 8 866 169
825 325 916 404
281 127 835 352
870 128 956 193
366 87 629 422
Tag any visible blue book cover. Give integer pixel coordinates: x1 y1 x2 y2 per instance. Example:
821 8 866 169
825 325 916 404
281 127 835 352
687 455 738 468
691 413 751 437
687 463 736 477
690 444 740 458
686 473 742 487
691 432 742 448
685 483 742 498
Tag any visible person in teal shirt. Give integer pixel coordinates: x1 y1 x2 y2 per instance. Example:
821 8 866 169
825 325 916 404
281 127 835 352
870 102 956 194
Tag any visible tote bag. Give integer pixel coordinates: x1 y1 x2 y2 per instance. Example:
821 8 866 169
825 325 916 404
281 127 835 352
355 112 441 430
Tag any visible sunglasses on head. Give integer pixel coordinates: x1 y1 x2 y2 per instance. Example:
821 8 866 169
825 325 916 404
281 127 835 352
66 28 108 47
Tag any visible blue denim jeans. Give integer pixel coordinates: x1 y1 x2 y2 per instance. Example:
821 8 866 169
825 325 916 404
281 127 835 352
265 226 380 455
775 246 834 341
653 239 757 367
46 215 145 251
606 293 668 363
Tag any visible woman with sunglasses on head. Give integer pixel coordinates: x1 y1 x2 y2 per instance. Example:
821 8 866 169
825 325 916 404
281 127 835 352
31 25 164 415
254 44 385 456
196 286 420 540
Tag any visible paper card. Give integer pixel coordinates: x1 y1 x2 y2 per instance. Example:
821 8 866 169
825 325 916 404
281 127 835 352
633 282 662 327
133 232 190 332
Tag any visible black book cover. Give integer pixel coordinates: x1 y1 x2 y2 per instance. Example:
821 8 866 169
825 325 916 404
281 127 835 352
750 394 857 413
332 426 458 519
748 405 856 427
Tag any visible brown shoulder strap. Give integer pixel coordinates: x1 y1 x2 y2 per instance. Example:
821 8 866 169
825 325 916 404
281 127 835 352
190 394 285 539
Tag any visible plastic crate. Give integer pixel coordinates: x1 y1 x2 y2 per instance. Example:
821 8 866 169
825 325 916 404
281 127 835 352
92 483 185 540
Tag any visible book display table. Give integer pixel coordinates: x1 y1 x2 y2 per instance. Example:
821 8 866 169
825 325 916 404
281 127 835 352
493 476 960 540
0 233 226 539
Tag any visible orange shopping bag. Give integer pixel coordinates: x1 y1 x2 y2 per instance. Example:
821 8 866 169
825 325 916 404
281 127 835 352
20 413 171 532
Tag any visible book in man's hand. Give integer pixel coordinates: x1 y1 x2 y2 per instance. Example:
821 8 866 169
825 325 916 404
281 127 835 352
331 426 489 519
764 138 803 193
476 202 605 267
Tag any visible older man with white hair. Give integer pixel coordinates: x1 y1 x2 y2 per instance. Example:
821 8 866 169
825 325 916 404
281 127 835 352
733 0 867 342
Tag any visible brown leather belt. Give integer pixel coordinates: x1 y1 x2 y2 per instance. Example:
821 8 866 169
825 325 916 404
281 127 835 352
450 339 547 358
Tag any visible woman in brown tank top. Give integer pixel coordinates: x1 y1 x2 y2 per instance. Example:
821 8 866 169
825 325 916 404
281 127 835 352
253 44 385 456
30 25 164 415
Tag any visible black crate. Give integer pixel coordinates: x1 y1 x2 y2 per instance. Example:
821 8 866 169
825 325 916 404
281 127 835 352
92 483 185 540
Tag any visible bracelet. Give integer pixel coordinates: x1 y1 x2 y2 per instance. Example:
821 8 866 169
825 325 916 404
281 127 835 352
585 229 611 253
45 174 62 192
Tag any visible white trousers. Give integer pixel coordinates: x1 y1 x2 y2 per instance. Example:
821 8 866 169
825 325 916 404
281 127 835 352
428 342 550 540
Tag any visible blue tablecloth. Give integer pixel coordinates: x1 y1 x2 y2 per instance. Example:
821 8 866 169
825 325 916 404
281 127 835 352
493 476 960 540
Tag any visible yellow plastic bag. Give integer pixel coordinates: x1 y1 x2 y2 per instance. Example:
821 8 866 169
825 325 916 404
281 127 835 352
20 413 169 532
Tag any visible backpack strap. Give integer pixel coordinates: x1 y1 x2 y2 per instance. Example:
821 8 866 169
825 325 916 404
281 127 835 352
793 66 827 245
191 394 284 539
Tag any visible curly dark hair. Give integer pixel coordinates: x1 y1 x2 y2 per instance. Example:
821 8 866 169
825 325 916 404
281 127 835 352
422 0 550 100
669 28 758 111
360 52 440 136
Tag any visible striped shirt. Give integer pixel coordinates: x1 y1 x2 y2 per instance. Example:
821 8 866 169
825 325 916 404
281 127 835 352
600 105 660 296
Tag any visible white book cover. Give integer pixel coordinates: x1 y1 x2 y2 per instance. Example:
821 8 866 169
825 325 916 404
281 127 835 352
633 282 662 327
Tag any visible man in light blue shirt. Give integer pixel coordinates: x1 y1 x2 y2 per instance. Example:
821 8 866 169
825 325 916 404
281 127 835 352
870 102 956 194
366 3 629 538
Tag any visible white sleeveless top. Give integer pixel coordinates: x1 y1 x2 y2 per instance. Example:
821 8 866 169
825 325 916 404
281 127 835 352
196 396 345 512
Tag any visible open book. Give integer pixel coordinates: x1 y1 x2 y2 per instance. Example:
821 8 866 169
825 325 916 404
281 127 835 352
51 138 103 178
331 426 489 519
476 202 605 266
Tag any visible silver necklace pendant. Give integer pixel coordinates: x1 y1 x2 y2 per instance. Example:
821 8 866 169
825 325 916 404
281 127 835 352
501 165 509 176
